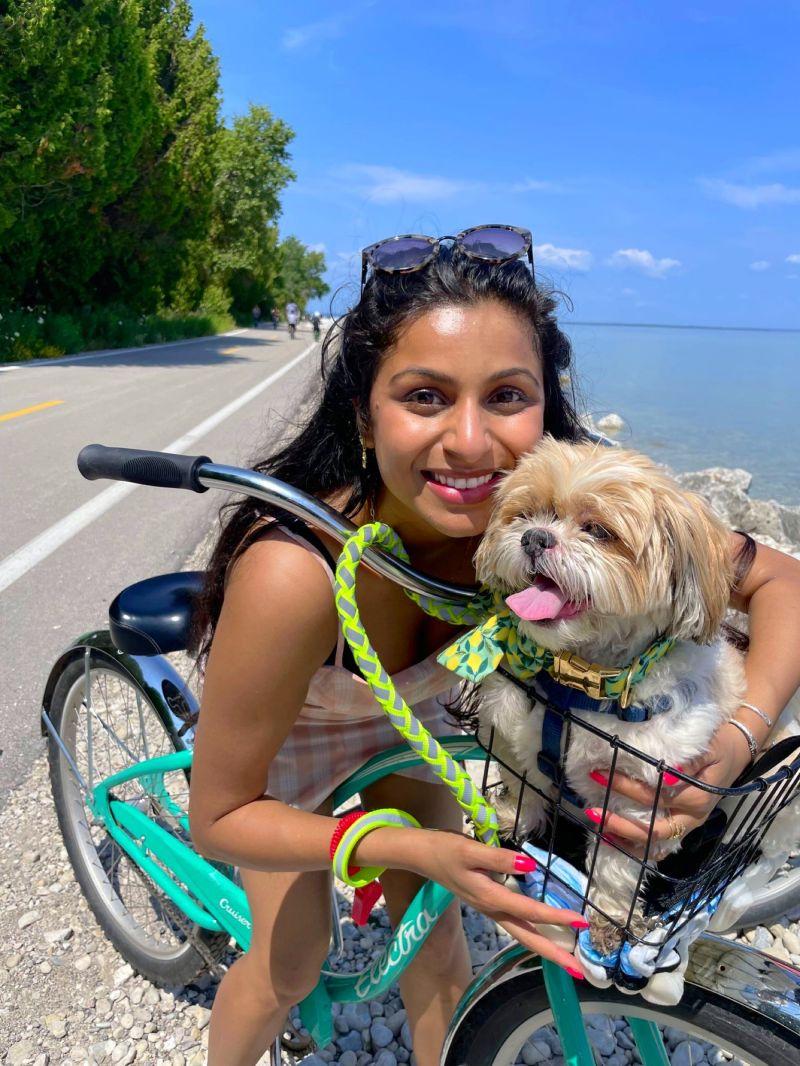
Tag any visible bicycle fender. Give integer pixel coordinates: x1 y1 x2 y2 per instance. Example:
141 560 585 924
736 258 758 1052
40 630 198 750
441 933 800 1061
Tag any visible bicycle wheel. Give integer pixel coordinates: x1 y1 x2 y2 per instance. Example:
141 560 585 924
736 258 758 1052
444 967 799 1065
48 657 230 985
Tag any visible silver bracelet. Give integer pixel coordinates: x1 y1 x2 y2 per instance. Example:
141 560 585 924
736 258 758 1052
738 700 774 729
728 718 759 762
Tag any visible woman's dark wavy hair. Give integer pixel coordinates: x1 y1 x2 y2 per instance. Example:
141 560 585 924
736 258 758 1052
189 247 588 668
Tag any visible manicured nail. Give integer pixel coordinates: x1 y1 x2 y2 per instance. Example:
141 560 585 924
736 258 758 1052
566 966 585 980
663 765 684 786
589 770 609 787
514 855 537 873
584 808 602 824
570 919 590 930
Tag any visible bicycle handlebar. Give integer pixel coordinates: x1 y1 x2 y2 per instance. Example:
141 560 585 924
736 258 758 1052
78 444 211 493
76 444 478 602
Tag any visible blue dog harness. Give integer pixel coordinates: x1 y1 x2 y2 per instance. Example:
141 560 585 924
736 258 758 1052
503 669 679 808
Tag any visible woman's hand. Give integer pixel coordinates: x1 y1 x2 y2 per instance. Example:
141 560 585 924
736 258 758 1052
410 829 587 977
586 720 753 857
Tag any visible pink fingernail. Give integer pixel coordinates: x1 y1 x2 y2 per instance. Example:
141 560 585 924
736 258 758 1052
663 772 680 786
566 966 585 980
570 919 590 930
589 771 609 787
514 855 537 873
584 808 602 824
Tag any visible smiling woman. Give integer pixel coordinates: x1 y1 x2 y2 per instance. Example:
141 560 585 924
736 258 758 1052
186 240 592 1066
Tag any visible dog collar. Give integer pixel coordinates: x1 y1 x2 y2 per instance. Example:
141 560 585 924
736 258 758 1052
437 599 676 709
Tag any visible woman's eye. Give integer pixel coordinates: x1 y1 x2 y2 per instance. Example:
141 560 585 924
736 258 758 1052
405 389 445 406
582 522 614 541
491 386 529 404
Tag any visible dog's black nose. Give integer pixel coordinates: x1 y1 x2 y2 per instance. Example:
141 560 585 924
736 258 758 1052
521 528 556 557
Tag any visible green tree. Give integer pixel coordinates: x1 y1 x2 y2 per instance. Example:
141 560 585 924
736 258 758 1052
176 104 296 315
271 235 329 313
0 0 157 305
0 0 220 311
96 0 220 310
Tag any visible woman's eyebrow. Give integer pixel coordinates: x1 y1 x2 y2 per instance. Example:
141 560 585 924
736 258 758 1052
390 365 541 385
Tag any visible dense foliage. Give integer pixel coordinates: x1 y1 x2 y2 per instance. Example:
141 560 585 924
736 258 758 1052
0 0 327 359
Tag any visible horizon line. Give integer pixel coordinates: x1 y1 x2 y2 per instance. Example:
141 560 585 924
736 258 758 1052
566 319 800 334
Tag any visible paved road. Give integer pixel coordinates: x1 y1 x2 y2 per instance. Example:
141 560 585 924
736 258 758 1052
0 326 320 804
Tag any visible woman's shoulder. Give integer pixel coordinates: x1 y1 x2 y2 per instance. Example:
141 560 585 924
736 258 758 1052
224 526 339 651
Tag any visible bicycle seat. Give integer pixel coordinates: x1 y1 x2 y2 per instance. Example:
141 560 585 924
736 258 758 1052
108 571 206 656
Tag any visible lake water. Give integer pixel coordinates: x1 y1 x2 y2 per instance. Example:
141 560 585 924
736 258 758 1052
563 322 800 506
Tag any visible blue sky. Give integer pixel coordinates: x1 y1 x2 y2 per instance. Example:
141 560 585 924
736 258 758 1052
193 1 800 329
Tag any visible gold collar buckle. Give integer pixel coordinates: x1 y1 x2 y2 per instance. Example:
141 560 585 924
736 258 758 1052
551 652 621 703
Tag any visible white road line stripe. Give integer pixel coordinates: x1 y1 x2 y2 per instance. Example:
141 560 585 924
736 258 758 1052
0 342 316 595
0 329 249 371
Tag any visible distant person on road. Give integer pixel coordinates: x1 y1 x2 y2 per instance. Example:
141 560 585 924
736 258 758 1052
271 307 280 330
285 301 299 339
251 304 262 329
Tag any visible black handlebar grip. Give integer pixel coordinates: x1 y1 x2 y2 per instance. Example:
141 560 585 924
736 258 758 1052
77 444 211 492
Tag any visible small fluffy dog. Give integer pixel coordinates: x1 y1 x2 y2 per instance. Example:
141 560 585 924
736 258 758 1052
472 436 746 950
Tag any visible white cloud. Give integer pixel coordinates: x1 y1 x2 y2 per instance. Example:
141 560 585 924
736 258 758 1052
608 248 681 278
282 15 348 49
749 260 771 271
334 164 473 203
700 178 800 208
787 253 800 264
744 149 800 175
307 242 327 254
536 243 592 271
510 178 562 193
283 1 377 50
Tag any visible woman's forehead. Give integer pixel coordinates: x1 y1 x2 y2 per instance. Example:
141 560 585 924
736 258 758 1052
382 301 541 377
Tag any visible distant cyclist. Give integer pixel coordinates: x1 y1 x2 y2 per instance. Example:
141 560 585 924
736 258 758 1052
311 310 322 341
285 301 299 340
251 304 262 329
271 307 280 330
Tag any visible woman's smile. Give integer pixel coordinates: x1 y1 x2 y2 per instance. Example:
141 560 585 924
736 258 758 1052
422 468 506 504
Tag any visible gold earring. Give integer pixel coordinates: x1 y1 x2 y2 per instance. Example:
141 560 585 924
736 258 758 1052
360 439 368 469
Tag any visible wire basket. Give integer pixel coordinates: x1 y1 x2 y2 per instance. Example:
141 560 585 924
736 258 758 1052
461 678 800 987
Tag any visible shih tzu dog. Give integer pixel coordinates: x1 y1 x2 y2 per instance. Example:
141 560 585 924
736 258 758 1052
471 435 746 951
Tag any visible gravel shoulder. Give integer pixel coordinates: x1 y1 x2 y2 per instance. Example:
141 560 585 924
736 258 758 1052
3 462 800 1066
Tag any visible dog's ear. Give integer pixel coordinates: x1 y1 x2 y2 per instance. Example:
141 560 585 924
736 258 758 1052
655 484 733 643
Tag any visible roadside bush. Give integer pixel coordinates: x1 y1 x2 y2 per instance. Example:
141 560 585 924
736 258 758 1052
0 307 235 361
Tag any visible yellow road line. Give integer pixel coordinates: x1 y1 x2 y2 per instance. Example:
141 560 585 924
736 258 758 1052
219 347 240 355
0 399 64 423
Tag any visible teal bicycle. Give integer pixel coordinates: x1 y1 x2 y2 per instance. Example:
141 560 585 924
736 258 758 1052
42 445 800 1064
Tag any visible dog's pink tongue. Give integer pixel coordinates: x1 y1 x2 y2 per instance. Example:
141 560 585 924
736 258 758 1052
506 579 569 621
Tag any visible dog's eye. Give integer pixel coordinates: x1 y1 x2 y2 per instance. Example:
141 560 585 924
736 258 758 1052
582 522 614 541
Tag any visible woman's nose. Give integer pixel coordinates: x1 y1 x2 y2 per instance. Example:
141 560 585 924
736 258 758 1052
442 402 492 463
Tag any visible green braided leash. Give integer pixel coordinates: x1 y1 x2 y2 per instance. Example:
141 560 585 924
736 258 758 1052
333 522 500 847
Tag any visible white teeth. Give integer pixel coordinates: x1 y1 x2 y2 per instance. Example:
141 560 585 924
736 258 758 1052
431 472 495 489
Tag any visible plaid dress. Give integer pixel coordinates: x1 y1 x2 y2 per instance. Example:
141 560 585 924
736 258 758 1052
239 525 463 812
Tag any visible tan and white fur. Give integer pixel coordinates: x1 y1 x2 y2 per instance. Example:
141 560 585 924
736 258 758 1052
473 436 746 949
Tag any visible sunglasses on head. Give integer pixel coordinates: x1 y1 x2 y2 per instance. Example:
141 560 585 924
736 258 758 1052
360 224 534 292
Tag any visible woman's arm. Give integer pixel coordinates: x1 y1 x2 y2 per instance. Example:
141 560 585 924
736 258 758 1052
726 530 800 752
188 535 339 867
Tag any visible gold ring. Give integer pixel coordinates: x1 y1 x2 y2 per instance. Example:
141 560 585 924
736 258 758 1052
666 811 686 841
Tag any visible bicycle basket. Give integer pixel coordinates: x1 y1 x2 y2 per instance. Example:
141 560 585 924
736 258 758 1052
462 684 800 1004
